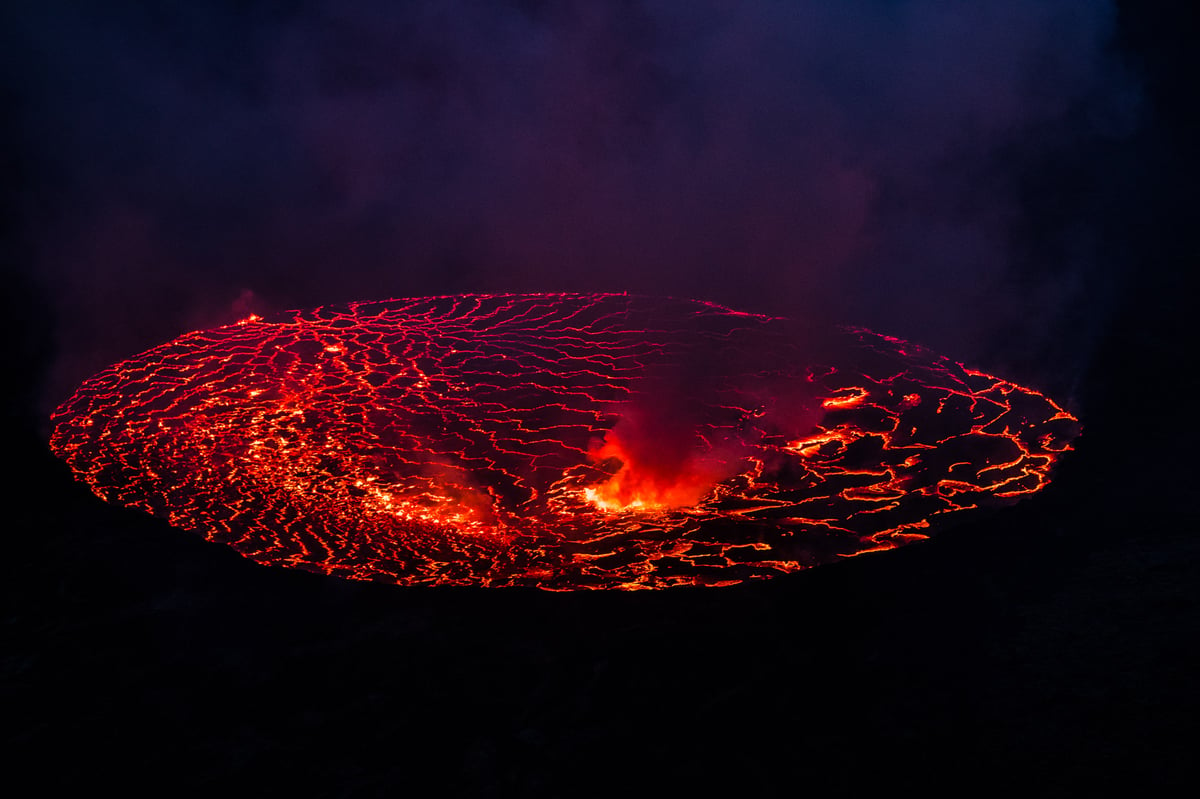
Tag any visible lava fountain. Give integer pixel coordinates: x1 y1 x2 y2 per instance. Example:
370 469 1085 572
50 294 1079 590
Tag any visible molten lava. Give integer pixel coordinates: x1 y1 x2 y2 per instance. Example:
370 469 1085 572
50 294 1079 590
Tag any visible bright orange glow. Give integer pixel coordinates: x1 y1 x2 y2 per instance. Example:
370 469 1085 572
583 433 730 512
49 294 1080 590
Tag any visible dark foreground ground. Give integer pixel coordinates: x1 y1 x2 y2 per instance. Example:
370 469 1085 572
4 3 1197 795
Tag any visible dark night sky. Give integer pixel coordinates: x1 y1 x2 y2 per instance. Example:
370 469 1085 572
3 1 1196 794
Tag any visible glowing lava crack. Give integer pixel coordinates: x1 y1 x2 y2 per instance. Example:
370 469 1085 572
50 294 1079 590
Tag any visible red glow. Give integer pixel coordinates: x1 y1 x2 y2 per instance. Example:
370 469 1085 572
584 432 733 512
49 294 1079 590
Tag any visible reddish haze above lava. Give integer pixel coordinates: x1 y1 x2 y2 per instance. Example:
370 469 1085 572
50 294 1079 590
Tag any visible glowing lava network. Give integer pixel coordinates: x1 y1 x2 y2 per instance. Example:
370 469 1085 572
50 294 1079 590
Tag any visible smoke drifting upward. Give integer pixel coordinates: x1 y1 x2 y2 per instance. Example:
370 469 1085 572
3 1 1138 413
586 317 830 511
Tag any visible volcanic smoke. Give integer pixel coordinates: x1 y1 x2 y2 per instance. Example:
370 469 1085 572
50 294 1079 590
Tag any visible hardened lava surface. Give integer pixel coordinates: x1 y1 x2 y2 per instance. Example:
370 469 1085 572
50 294 1079 589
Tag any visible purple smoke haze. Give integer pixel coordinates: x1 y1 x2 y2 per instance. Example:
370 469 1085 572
3 1 1140 414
